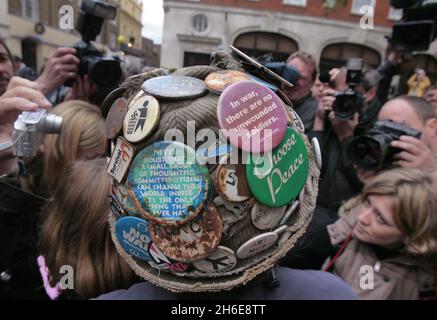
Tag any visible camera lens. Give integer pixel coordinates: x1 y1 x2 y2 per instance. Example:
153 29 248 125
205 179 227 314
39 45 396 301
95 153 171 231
90 60 122 87
348 136 384 170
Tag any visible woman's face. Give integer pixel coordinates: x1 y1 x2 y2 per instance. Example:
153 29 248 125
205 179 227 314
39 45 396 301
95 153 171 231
353 195 405 249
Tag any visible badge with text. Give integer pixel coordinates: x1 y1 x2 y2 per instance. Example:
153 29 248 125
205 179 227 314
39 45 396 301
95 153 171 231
123 95 160 143
106 98 128 140
192 246 237 273
127 141 210 227
290 108 305 133
217 81 287 153
205 70 251 94
246 128 309 207
148 243 191 273
107 137 135 184
236 232 278 259
149 204 223 263
215 155 252 203
115 217 153 262
195 129 233 173
114 183 140 217
251 203 287 231
142 76 207 100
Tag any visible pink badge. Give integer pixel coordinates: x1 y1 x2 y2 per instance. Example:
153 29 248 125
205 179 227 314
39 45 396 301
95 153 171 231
217 81 287 153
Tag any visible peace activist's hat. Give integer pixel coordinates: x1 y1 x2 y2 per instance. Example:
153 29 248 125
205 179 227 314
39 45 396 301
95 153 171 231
105 50 320 293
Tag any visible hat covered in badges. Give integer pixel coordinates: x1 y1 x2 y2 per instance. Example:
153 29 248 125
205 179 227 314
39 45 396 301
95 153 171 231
104 50 320 293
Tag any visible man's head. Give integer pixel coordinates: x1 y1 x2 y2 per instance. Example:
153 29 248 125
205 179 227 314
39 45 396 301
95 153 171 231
378 96 437 150
424 85 437 112
283 51 318 102
360 69 381 105
0 39 14 96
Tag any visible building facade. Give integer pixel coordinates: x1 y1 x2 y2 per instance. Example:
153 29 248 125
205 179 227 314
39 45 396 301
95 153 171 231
161 0 437 82
115 0 143 51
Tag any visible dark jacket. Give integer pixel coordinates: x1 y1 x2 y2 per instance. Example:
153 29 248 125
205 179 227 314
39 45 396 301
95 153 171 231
292 94 318 134
95 267 357 300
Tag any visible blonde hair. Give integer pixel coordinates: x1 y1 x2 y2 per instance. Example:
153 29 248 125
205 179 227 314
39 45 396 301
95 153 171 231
40 101 106 194
39 158 134 299
360 169 437 256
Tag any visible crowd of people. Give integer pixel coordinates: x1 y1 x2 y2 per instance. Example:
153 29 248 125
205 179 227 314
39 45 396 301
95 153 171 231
1 34 437 300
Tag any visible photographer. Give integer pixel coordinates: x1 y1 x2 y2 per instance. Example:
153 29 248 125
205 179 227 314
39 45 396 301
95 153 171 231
407 68 431 97
424 85 437 112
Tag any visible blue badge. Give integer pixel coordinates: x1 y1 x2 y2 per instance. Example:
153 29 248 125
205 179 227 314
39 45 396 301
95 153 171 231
115 217 153 261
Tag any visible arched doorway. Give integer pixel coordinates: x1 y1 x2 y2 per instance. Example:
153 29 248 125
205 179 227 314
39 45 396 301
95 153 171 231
233 32 298 62
320 43 382 74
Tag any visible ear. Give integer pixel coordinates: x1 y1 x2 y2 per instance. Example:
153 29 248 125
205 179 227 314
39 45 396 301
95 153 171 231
425 118 437 136
367 87 377 101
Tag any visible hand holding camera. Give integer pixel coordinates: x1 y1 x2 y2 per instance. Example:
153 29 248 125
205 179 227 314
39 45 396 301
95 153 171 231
391 135 437 171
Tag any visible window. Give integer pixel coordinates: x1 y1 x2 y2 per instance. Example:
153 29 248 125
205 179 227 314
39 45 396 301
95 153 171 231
351 0 376 16
21 0 39 22
192 14 208 33
283 0 307 6
184 52 211 67
388 7 403 21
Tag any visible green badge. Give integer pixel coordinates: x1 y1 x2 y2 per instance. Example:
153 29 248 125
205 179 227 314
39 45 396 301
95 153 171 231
246 128 308 207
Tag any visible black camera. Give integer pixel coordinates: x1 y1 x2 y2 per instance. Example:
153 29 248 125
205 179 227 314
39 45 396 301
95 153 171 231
331 58 364 120
390 0 437 51
67 0 122 89
347 120 422 170
263 62 301 87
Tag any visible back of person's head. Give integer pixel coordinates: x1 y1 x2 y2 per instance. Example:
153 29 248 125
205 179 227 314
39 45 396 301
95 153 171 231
396 96 436 124
361 169 437 256
40 100 106 194
286 51 318 82
39 158 134 299
362 69 381 92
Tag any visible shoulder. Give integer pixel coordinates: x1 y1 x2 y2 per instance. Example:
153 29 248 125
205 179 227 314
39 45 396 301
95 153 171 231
239 268 357 300
94 282 176 300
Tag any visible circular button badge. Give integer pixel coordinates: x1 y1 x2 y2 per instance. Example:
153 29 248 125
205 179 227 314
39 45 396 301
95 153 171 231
192 246 237 273
142 76 207 100
246 128 309 207
106 98 128 140
149 204 223 263
236 232 278 260
123 95 160 143
127 141 211 227
115 217 153 262
205 70 251 94
251 203 287 231
217 81 287 153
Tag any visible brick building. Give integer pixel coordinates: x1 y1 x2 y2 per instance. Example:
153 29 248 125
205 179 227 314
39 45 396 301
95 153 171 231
161 0 437 82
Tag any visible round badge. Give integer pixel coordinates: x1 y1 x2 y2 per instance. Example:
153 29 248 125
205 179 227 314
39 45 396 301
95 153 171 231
128 90 146 109
149 204 223 263
249 75 279 92
205 70 251 94
273 225 288 235
142 76 207 100
217 80 287 153
127 141 210 227
195 128 232 173
246 128 309 207
114 183 140 217
215 155 251 203
192 246 237 273
102 86 125 118
106 98 128 140
115 217 153 261
312 137 322 170
279 201 300 226
148 243 191 273
251 203 287 231
123 95 160 143
236 232 278 260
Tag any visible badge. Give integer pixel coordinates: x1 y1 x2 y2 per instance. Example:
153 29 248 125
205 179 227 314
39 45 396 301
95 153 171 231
128 90 146 108
236 232 278 259
115 217 153 262
205 70 251 94
279 201 299 226
142 76 207 100
149 204 223 263
195 128 232 173
290 108 305 133
127 141 210 227
123 95 160 143
213 196 252 216
251 203 287 231
107 137 135 184
113 183 140 217
102 86 125 118
215 155 251 203
110 195 127 218
249 75 279 92
192 246 237 273
106 98 128 140
246 128 309 207
148 243 191 273
273 225 288 235
312 137 322 170
217 80 287 153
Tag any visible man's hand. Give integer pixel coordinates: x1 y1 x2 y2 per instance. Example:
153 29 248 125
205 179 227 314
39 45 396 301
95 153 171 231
36 47 79 96
0 77 52 124
329 112 360 142
391 136 437 171
313 89 336 131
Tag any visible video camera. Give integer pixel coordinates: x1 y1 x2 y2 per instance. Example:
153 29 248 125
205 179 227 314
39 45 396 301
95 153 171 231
67 0 122 90
12 109 63 157
390 0 437 51
346 120 422 170
331 58 364 120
